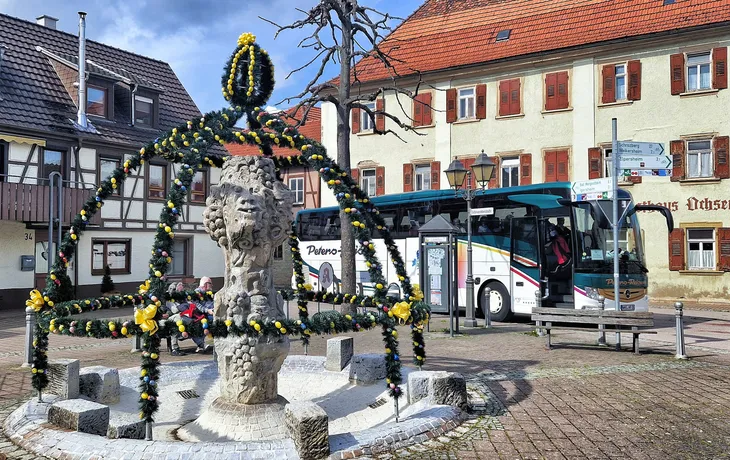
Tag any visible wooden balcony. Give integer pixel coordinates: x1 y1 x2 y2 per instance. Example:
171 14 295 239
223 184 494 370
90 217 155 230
0 181 95 224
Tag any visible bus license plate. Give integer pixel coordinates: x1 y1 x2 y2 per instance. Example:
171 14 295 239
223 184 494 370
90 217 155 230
620 304 635 311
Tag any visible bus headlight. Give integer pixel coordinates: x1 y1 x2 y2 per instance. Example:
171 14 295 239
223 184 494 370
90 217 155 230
585 287 601 300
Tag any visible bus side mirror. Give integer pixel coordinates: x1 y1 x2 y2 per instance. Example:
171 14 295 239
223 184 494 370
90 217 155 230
629 205 674 233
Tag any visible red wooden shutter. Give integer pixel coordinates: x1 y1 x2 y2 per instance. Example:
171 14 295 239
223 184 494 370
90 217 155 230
670 140 685 182
557 71 569 109
475 84 487 119
352 107 361 134
430 161 441 190
499 80 510 116
375 98 385 132
510 78 521 115
351 168 359 184
713 135 730 179
718 228 730 271
627 60 642 101
627 175 642 184
668 228 685 271
545 72 557 111
520 154 532 185
544 151 557 182
713 47 728 90
670 53 685 95
403 163 414 192
446 88 457 123
602 65 616 103
375 166 385 196
588 147 603 179
422 93 433 126
413 94 424 126
461 157 475 188
488 157 500 189
556 150 569 182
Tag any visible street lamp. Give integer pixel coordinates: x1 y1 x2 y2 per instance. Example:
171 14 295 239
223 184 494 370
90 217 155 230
445 150 495 328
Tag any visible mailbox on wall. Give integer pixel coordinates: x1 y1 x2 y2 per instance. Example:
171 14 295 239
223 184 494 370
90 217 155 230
20 255 35 271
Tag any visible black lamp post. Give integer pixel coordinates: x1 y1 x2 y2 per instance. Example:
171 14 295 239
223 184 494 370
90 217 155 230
445 150 495 327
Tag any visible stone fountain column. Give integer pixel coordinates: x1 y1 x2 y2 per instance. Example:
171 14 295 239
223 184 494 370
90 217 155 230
177 156 294 442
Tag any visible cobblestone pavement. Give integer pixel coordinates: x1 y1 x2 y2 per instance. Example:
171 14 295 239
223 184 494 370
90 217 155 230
2 306 730 459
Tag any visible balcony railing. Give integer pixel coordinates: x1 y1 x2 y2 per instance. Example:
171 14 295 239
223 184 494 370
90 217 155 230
0 175 96 224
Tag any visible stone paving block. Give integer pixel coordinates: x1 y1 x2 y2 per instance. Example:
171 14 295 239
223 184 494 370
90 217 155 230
79 366 120 404
349 354 387 385
107 411 145 439
48 398 109 436
325 337 354 371
285 401 329 460
430 372 467 411
47 359 79 399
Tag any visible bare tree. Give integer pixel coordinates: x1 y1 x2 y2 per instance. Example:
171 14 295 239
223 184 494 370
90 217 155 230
263 0 425 314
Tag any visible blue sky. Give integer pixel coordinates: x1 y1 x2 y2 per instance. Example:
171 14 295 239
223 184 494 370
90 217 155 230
0 0 423 113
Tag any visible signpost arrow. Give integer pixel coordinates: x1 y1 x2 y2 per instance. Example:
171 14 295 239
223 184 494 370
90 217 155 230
617 155 672 170
571 177 614 201
617 141 664 156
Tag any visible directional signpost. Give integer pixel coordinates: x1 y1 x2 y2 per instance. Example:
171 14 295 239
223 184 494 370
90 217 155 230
617 141 670 176
616 154 672 170
571 177 614 202
617 141 665 156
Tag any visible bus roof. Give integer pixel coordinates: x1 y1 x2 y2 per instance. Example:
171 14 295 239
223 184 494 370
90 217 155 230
297 182 632 216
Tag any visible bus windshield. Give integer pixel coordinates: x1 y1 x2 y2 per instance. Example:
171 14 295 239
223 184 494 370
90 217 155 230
573 200 646 273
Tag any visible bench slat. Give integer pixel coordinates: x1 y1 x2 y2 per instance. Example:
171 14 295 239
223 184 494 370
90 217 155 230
531 314 654 327
532 307 653 319
537 326 658 334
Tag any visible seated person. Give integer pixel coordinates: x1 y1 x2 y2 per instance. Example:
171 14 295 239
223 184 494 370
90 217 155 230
477 217 490 234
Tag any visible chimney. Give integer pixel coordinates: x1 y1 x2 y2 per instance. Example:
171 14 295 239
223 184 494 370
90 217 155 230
77 12 87 128
36 15 58 29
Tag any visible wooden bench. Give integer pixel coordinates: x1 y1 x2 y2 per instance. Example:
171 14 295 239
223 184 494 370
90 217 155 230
531 307 657 354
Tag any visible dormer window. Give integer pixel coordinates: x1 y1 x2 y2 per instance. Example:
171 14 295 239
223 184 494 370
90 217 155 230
134 95 154 127
87 85 107 117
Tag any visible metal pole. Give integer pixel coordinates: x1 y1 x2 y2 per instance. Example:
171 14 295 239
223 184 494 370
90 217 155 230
535 290 544 336
465 185 477 327
145 421 153 441
675 301 687 359
394 396 400 423
597 296 607 346
611 118 621 350
449 235 454 338
484 287 492 329
22 307 35 367
47 177 54 274
131 334 142 353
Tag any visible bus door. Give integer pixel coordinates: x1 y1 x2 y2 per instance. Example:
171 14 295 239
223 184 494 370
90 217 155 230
509 217 540 314
541 216 574 307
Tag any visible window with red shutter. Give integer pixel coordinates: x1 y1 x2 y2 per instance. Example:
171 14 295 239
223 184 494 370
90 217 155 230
602 65 616 103
446 89 457 123
351 107 361 134
375 166 385 196
351 168 359 185
670 140 685 181
718 228 730 272
668 228 685 271
519 154 532 185
375 98 385 132
488 157 500 189
714 136 730 179
588 148 602 179
670 53 685 95
713 47 728 90
430 161 441 190
498 80 509 116
556 150 569 182
545 72 557 111
544 150 557 182
627 60 642 101
476 84 487 119
509 79 521 115
557 71 569 109
422 93 433 126
460 157 475 188
403 163 414 192
413 96 423 126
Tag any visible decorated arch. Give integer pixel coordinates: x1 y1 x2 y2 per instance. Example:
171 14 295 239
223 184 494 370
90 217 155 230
27 33 429 424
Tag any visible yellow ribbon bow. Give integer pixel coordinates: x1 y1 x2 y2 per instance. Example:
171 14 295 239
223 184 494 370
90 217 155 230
412 286 425 301
390 301 412 325
134 304 158 335
26 289 45 312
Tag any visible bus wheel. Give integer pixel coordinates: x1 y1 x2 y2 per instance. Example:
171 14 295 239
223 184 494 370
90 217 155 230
478 282 512 322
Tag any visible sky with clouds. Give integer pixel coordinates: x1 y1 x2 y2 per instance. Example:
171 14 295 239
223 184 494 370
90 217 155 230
1 0 423 113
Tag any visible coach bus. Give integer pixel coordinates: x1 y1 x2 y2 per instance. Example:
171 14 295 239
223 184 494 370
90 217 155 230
294 183 672 321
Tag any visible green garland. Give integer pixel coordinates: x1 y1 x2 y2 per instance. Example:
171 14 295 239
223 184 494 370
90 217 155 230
27 32 430 421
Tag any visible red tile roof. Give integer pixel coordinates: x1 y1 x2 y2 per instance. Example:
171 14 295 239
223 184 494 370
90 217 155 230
226 106 321 157
351 0 730 83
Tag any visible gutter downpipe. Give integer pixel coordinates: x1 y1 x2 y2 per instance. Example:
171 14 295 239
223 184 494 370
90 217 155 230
77 12 88 128
131 84 138 126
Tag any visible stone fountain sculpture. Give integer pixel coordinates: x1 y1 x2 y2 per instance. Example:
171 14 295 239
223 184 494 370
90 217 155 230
178 155 294 441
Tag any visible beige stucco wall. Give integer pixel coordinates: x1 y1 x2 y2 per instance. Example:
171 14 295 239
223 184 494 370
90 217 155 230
0 221 35 288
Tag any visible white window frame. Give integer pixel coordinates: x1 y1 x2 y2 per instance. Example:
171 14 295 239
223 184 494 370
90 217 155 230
134 95 154 127
686 139 713 179
288 177 305 205
500 157 520 188
686 52 712 92
458 87 475 120
414 165 431 191
361 102 376 131
686 228 716 270
614 63 627 101
361 168 377 196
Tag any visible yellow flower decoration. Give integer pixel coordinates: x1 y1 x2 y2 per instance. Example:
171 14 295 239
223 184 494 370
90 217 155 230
412 285 425 301
134 304 158 335
26 289 45 312
238 32 256 47
390 301 412 325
